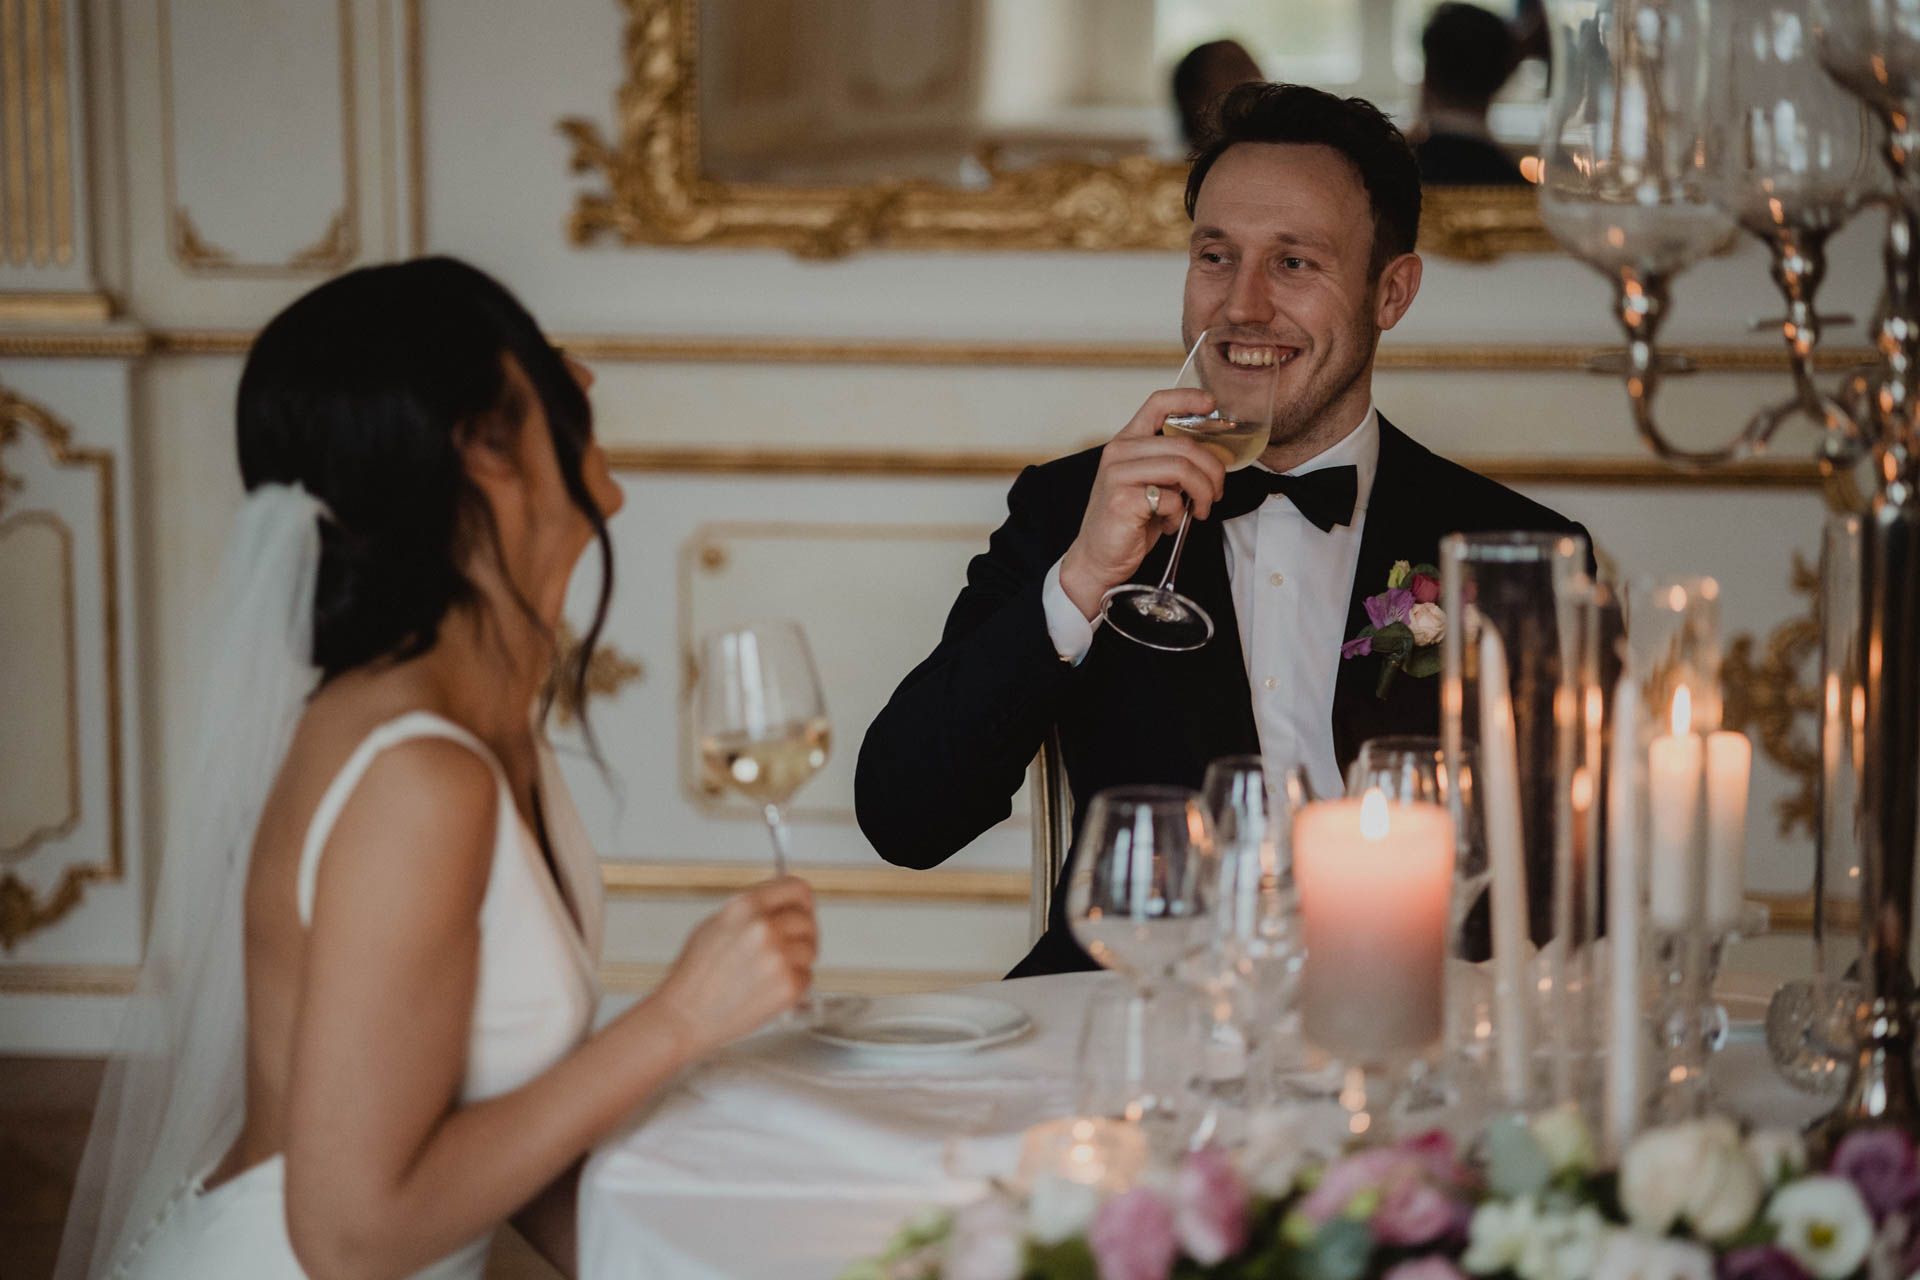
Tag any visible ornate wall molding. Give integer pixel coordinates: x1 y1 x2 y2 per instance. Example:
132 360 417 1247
600 859 1026 903
0 385 122 949
1724 553 1822 839
0 509 80 861
557 0 1562 262
156 0 361 275
0 0 75 266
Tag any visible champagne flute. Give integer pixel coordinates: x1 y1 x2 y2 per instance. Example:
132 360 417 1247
1100 328 1281 652
694 620 831 877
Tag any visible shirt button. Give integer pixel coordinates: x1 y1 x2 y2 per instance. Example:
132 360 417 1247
1269 572 1285 587
1263 677 1278 691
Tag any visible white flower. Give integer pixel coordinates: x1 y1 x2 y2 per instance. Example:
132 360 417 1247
1240 1109 1333 1199
1026 1175 1099 1246
1464 1196 1540 1275
1409 602 1446 646
1530 1104 1597 1177
1619 1119 1764 1242
1590 1230 1714 1280
1463 1198 1607 1280
1746 1128 1810 1186
1766 1176 1876 1280
943 1195 1024 1280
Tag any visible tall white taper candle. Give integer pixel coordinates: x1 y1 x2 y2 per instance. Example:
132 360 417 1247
1479 624 1531 1107
1605 674 1643 1159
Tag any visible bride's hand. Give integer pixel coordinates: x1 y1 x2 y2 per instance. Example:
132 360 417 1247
650 876 817 1056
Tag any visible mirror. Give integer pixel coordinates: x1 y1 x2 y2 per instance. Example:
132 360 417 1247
699 0 1550 189
561 0 1558 260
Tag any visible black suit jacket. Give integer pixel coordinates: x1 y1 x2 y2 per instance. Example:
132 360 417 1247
854 418 1589 977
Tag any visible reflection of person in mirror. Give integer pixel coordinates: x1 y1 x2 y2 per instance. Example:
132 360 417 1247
1411 2 1529 186
1172 39 1263 149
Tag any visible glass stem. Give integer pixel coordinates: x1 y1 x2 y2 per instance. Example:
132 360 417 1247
1154 500 1196 591
764 802 791 878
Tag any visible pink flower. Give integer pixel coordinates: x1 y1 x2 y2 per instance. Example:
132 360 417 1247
1411 572 1441 604
1396 1130 1472 1189
1831 1128 1920 1223
1089 1187 1179 1280
1383 1259 1467 1280
1174 1147 1250 1264
1375 1177 1467 1247
1297 1139 1469 1248
1299 1148 1408 1224
1342 634 1374 659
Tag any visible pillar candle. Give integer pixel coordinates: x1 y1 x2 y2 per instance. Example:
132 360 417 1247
1478 624 1532 1106
1647 688 1705 930
1605 674 1642 1158
1294 789 1454 1060
1705 731 1752 930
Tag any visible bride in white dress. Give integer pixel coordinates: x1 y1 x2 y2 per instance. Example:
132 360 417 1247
56 258 819 1279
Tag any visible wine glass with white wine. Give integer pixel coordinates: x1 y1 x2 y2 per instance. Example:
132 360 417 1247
1100 327 1280 651
694 620 830 878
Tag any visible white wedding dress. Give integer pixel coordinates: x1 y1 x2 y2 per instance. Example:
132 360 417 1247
113 711 604 1279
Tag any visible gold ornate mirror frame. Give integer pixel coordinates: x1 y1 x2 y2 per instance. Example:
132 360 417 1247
559 0 1559 262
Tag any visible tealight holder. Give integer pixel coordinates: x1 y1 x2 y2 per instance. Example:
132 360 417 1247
1016 1116 1148 1194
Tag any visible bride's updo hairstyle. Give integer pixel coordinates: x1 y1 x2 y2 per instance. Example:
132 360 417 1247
235 256 614 706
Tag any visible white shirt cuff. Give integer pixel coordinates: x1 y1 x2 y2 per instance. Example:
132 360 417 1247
1042 556 1098 667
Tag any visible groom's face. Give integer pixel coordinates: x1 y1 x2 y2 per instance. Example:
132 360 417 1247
1181 142 1398 449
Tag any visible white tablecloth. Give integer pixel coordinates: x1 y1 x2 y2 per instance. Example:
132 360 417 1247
578 971 1825 1279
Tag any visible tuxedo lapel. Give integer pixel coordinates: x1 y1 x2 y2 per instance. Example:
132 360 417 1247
1331 419 1440 770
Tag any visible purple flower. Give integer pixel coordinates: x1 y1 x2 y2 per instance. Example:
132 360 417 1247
1342 634 1374 659
1411 572 1441 605
1384 1259 1468 1280
1831 1128 1920 1223
1718 1244 1813 1280
1089 1187 1179 1280
1363 587 1416 630
1174 1146 1250 1265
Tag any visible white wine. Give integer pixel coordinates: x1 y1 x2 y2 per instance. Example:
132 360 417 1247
699 717 832 805
1164 413 1270 471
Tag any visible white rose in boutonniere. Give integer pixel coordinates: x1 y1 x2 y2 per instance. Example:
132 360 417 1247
1745 1129 1809 1187
1408 603 1447 647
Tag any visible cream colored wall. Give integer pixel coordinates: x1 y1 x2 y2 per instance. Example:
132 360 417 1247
0 0 1868 1049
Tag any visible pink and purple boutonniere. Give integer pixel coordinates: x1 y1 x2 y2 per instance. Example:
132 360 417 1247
1343 559 1446 698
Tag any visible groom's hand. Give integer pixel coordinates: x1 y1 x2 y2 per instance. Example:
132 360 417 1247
1058 389 1226 619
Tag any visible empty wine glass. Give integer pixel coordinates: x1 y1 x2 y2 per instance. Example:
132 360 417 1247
1067 786 1218 991
1100 328 1280 652
694 620 831 877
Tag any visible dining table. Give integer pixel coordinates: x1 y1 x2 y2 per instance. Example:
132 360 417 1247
576 970 1828 1279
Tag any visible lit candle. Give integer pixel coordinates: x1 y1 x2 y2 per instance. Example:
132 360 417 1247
1016 1117 1147 1192
1294 789 1454 1059
1647 688 1705 929
1605 673 1642 1158
1479 625 1532 1106
1705 731 1752 930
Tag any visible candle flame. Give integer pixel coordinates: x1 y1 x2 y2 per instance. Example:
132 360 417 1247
1670 686 1692 737
1359 787 1390 840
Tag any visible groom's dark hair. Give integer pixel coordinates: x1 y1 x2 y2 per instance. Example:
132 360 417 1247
1184 82 1422 280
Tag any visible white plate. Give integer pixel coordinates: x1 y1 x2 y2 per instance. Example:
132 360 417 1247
808 993 1033 1055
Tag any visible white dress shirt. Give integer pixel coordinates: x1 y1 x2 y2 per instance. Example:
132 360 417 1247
1042 407 1381 800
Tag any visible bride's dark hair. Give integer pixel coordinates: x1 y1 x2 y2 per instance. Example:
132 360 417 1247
236 256 614 714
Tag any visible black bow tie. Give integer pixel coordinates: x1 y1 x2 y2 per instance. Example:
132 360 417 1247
1213 464 1359 531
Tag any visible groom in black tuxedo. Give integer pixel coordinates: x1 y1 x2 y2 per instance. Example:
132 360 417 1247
856 83 1588 977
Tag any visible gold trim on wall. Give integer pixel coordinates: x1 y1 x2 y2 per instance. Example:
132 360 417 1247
0 0 75 265
601 860 1028 903
156 0 361 274
557 0 1560 262
0 385 123 950
0 291 114 323
0 961 138 994
0 510 81 861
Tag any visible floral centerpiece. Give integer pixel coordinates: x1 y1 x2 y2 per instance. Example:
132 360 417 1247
1344 561 1446 699
843 1110 1920 1280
